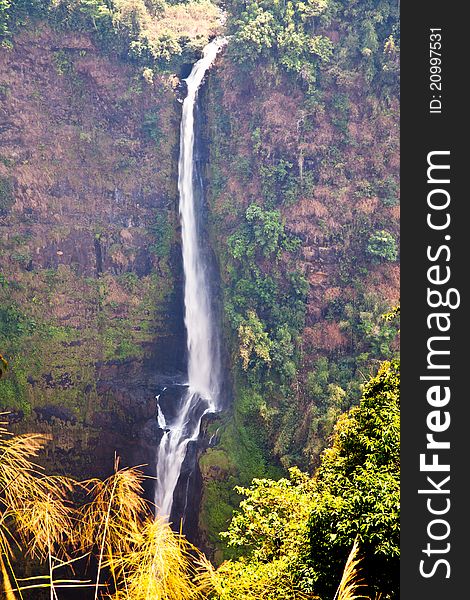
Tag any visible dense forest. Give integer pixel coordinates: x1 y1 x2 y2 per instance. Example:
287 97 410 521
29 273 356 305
1 0 399 598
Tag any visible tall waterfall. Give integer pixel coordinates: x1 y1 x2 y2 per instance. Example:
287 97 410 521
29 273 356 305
155 39 225 520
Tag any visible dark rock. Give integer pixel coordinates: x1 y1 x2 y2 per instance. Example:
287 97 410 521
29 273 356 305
34 405 77 425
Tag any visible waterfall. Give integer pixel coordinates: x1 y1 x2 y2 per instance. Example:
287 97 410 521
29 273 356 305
155 39 226 520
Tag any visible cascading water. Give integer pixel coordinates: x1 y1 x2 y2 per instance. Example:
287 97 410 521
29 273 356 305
155 39 226 520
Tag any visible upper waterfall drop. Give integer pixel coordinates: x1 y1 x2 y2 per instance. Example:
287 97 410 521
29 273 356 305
178 37 226 406
154 38 226 521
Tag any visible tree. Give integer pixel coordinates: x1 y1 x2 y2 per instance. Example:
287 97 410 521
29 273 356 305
366 230 398 262
201 468 317 599
238 309 272 371
307 360 400 598
245 204 285 257
203 362 400 599
230 3 279 64
227 0 332 76
0 0 11 40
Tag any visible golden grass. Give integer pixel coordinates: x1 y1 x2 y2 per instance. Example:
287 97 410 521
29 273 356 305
79 457 149 553
111 0 221 52
1 414 376 600
333 539 369 600
1 417 208 599
153 0 221 41
107 518 206 600
1 555 17 600
77 457 150 599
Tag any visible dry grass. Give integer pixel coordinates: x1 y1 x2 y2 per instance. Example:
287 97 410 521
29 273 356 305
1 414 374 600
0 415 79 597
111 0 221 51
107 518 206 600
333 539 368 600
78 457 151 599
153 0 221 40
0 419 209 599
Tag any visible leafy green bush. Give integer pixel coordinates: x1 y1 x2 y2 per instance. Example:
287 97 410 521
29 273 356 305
227 0 333 83
366 229 398 262
207 362 400 599
0 175 14 215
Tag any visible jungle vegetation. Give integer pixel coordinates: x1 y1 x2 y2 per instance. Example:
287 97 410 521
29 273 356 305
1 360 399 598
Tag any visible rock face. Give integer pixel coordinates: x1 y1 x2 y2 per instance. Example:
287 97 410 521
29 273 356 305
196 43 399 555
0 25 187 483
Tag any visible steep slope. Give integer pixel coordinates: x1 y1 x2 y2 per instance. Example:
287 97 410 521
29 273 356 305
198 0 399 554
0 24 184 480
0 0 399 562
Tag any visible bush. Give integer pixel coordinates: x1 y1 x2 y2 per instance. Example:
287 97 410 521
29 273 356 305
205 362 400 599
0 175 14 215
366 229 398 262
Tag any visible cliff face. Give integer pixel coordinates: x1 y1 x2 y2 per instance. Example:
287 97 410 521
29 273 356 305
0 25 185 480
198 45 399 554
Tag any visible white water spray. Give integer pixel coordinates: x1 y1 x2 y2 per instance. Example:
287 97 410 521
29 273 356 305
155 39 225 520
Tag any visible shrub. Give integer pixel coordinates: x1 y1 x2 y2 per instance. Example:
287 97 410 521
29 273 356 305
0 175 14 215
366 229 398 262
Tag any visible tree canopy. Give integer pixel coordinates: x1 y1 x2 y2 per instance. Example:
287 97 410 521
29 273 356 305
205 360 400 599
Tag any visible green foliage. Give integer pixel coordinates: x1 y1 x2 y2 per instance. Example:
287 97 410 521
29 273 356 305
209 362 400 599
0 0 10 40
2 0 219 71
224 203 306 384
142 110 162 145
1 0 50 44
207 468 316 599
149 210 173 258
224 0 399 88
258 160 293 206
231 4 278 61
307 360 400 598
245 204 284 257
228 0 333 82
0 357 28 411
52 49 74 75
366 229 398 262
223 467 315 561
378 175 399 206
238 310 272 372
228 204 291 260
0 305 36 411
325 0 400 86
0 175 14 215
199 383 284 555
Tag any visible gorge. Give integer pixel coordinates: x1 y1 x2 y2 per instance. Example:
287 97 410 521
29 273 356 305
0 1 400 596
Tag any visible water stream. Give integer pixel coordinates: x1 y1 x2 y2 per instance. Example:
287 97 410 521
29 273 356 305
154 39 226 520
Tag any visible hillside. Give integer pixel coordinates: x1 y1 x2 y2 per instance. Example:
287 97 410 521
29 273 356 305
198 0 399 553
0 21 185 480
